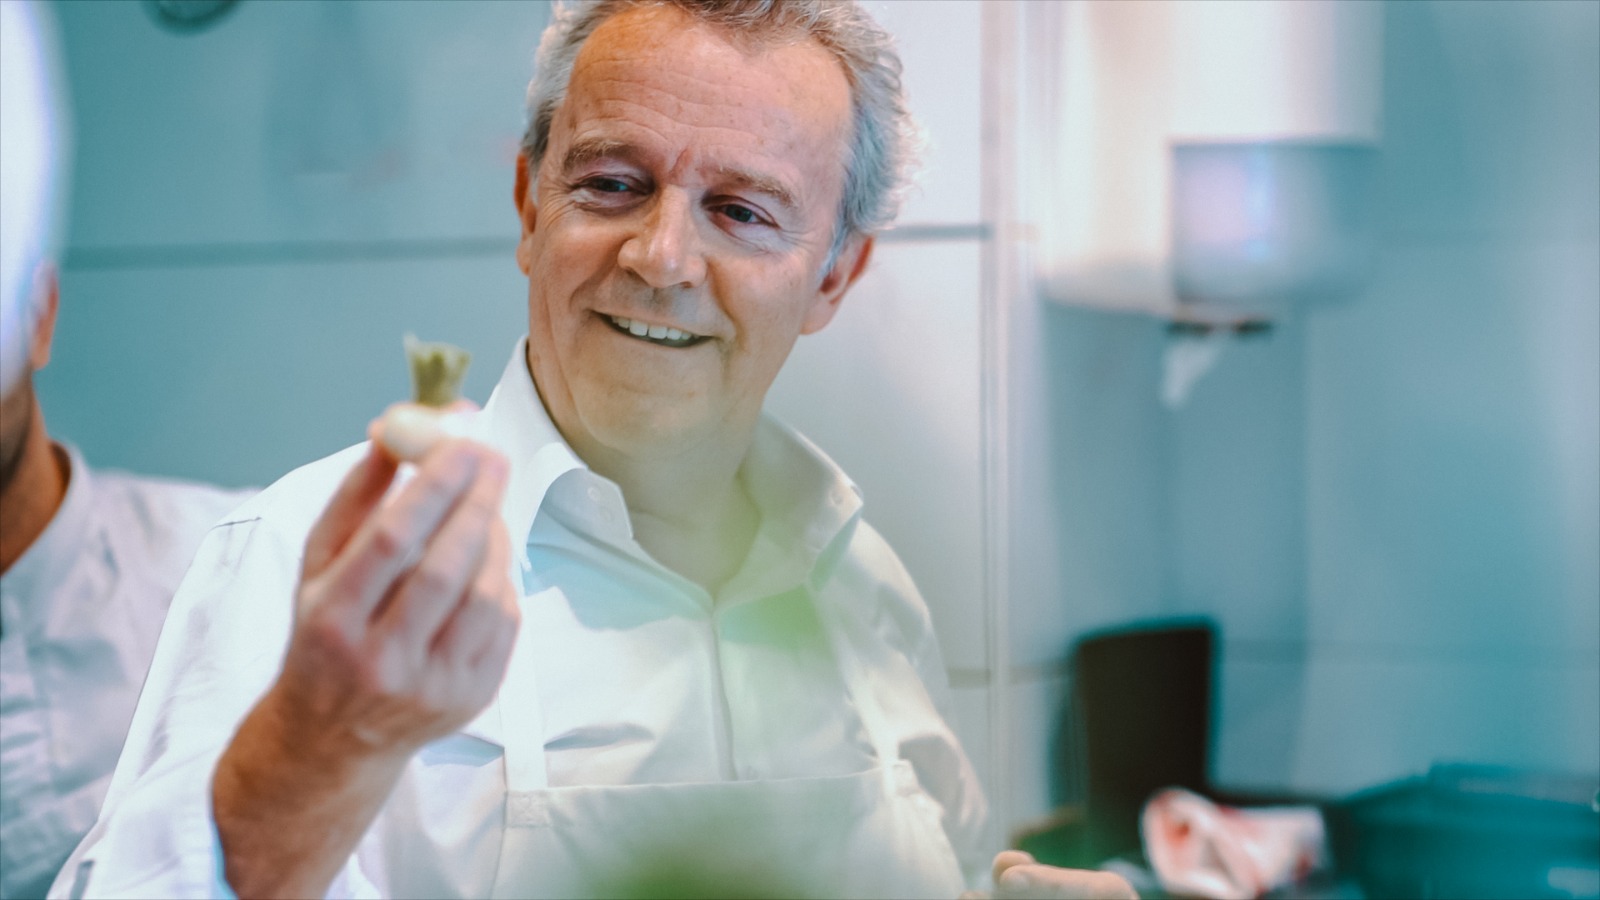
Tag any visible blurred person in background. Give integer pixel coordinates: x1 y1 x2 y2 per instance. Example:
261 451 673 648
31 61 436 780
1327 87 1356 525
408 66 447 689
57 2 1132 898
0 2 255 896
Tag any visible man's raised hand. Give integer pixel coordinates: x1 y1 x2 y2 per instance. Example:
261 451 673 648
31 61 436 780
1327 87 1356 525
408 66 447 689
282 437 517 756
214 437 517 899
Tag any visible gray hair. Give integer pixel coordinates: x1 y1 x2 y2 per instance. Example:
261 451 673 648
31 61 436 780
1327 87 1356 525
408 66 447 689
522 0 919 267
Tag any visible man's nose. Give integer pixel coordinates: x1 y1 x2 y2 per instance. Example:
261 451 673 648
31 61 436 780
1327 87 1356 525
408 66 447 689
618 189 707 290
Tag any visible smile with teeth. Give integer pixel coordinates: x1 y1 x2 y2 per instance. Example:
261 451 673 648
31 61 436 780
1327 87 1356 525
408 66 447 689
604 314 708 348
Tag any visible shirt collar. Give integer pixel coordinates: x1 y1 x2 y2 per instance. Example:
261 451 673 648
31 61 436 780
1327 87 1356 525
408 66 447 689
0 443 97 631
469 338 865 591
468 339 585 573
720 415 865 601
744 417 862 565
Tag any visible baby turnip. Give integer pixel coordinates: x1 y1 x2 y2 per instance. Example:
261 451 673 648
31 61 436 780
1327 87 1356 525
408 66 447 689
371 334 473 462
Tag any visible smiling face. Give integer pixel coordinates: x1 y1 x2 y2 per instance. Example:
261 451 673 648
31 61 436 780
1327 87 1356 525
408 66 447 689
515 4 869 470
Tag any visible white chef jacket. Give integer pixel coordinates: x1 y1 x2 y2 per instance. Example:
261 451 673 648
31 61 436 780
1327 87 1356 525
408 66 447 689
0 445 253 900
53 340 989 898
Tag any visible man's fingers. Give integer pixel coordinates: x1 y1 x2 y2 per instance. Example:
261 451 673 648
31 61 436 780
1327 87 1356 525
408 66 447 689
303 445 398 579
433 523 518 669
329 441 484 617
374 453 508 653
994 864 1139 900
993 850 1036 885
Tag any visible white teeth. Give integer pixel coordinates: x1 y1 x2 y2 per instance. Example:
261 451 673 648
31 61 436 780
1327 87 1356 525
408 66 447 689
609 314 697 344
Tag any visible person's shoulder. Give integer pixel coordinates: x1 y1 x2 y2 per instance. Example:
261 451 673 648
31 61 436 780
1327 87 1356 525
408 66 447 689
99 443 366 546
95 468 256 529
829 517 939 647
835 518 917 597
219 442 372 534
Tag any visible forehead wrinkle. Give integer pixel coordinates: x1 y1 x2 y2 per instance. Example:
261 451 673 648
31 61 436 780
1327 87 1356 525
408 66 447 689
566 97 812 212
583 66 820 138
557 6 852 222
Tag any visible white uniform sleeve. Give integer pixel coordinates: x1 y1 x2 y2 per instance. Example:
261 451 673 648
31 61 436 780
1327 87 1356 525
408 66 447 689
901 606 994 891
846 522 995 891
47 514 307 899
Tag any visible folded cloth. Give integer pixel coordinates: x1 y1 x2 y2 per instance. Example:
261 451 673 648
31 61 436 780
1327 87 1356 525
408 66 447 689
1140 788 1326 899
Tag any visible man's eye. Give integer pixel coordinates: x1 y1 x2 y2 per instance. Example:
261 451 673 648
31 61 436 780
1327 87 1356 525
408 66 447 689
717 203 762 225
586 177 631 193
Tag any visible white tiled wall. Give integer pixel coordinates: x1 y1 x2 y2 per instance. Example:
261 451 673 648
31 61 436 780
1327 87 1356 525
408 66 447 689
1212 655 1308 790
996 0 1600 823
43 256 528 487
1293 0 1600 792
1007 675 1070 830
1379 0 1600 240
1288 654 1600 794
767 240 986 672
860 0 983 226
57 0 544 250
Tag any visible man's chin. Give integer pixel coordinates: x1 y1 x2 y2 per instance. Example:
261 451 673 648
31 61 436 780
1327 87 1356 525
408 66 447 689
583 405 744 465
593 415 712 458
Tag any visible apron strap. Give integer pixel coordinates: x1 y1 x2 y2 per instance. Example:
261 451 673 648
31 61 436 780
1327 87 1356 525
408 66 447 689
500 584 551 792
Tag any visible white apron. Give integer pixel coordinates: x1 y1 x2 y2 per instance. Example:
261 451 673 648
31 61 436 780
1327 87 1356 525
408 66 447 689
484 580 967 899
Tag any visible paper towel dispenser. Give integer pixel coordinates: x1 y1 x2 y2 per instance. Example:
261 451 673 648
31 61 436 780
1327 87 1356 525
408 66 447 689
1037 0 1384 322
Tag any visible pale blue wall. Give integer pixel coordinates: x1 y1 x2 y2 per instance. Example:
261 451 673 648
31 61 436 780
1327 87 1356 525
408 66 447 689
1288 0 1599 792
1016 0 1598 797
38 0 551 487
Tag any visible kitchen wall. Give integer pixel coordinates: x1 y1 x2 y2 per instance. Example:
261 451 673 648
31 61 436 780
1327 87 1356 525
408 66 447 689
998 0 1599 834
1288 0 1598 793
42 0 547 486
39 0 1598 850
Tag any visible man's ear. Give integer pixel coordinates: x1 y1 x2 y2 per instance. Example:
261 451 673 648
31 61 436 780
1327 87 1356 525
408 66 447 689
801 234 874 336
27 263 57 371
514 153 539 275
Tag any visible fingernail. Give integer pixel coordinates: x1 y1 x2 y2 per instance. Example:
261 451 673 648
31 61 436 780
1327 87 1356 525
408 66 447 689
1001 871 1034 892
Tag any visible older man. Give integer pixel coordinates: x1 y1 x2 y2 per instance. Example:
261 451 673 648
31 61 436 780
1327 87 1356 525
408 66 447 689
0 4 255 897
60 3 1132 898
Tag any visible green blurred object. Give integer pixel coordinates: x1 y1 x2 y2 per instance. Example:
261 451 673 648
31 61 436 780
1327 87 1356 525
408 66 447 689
594 854 810 900
1326 764 1600 900
584 828 818 900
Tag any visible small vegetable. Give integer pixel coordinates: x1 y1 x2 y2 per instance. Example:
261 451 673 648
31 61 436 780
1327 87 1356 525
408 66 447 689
373 334 472 462
404 333 471 408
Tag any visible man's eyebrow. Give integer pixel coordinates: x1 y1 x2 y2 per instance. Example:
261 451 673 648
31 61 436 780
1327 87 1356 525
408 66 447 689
559 139 800 212
714 166 800 213
559 138 639 175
